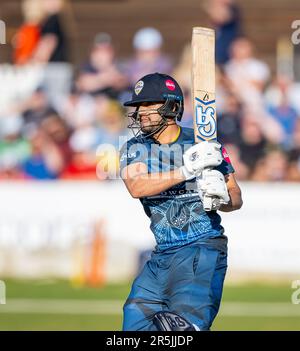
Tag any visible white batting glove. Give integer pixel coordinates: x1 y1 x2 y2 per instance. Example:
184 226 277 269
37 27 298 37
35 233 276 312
197 169 230 211
180 141 223 180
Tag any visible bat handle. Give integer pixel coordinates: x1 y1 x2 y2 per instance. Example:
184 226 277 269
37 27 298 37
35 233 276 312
203 195 212 211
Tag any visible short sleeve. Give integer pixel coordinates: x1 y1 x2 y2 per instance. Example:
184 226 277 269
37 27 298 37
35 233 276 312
41 15 60 36
119 139 148 173
215 146 235 175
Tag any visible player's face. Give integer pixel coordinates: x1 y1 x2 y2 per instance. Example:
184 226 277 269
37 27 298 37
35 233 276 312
137 102 164 133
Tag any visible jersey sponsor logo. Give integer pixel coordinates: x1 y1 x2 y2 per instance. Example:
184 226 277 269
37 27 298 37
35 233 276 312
134 80 144 95
160 189 197 196
165 79 176 91
120 151 137 162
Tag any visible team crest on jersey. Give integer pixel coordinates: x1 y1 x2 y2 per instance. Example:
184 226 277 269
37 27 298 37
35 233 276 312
135 80 144 95
166 200 190 230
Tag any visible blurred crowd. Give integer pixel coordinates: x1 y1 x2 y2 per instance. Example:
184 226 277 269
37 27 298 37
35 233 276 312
0 0 300 182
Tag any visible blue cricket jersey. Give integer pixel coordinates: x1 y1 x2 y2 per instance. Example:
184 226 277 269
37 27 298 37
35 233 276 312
119 127 234 250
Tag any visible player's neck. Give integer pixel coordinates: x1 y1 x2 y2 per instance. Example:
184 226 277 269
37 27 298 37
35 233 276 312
153 123 180 144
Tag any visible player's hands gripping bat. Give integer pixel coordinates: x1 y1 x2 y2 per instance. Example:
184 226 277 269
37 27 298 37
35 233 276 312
197 169 230 211
180 141 223 180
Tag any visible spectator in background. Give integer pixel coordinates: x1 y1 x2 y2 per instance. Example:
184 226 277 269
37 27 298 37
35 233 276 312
172 44 194 128
173 43 192 93
287 119 300 181
61 127 100 180
76 33 128 99
215 66 229 115
22 126 65 180
40 112 72 166
18 87 57 128
265 75 300 149
218 93 242 145
204 0 241 65
238 114 268 173
125 27 173 87
178 89 194 129
33 0 68 64
61 85 97 129
225 38 285 145
95 99 129 180
96 99 128 147
265 75 300 116
12 0 43 65
225 37 270 106
251 148 289 182
267 94 298 150
0 116 30 179
32 0 73 111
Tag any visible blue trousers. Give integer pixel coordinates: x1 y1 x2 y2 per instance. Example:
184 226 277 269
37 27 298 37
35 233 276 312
123 236 228 331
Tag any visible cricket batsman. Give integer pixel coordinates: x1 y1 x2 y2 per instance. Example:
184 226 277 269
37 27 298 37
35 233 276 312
119 73 243 331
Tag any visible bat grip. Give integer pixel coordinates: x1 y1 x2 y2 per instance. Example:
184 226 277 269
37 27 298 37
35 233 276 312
203 195 212 211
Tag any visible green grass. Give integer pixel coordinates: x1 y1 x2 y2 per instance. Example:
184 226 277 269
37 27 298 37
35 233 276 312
3 279 131 300
0 314 122 331
222 283 293 302
0 279 299 331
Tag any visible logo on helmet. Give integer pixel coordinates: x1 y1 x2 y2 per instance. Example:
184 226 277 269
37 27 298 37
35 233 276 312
135 80 144 95
165 80 176 91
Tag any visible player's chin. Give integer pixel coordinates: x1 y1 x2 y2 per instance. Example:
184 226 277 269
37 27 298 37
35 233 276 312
141 125 152 133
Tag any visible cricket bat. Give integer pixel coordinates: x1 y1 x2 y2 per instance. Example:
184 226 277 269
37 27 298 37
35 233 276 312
191 27 217 211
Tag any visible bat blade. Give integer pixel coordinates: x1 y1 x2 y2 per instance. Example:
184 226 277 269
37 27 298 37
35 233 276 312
191 27 217 143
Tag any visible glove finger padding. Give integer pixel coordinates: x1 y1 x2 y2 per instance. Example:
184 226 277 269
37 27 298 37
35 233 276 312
198 169 230 205
183 141 223 175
